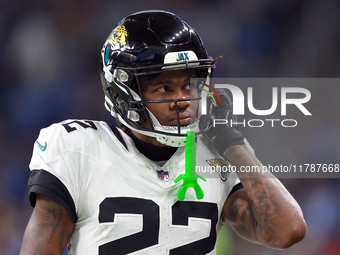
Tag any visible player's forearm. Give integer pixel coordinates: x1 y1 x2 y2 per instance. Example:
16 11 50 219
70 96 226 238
224 144 307 249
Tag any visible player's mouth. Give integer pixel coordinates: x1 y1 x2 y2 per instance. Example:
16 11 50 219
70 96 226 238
169 112 192 126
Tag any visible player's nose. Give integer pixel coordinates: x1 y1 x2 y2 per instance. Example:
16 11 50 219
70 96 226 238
170 97 190 110
170 88 191 110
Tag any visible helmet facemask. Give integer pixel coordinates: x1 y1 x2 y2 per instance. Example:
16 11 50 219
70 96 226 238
103 63 213 147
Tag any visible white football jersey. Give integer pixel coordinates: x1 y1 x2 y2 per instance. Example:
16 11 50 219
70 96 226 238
29 119 241 255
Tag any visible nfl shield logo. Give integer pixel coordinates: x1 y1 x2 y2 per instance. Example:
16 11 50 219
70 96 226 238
156 170 170 182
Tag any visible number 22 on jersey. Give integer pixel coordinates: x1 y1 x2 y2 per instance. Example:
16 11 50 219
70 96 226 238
99 197 218 254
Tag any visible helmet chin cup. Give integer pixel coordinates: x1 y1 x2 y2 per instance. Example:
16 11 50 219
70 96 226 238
155 133 187 147
148 108 199 147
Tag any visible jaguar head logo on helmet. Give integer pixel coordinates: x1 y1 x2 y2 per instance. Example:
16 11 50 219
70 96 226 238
107 25 128 49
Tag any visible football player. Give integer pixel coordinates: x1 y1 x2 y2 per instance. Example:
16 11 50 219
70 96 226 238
20 10 307 255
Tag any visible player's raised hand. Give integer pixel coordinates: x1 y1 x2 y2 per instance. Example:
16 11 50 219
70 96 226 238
199 89 245 156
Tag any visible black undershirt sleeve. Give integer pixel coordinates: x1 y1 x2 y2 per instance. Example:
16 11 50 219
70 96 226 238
228 182 244 198
28 169 78 223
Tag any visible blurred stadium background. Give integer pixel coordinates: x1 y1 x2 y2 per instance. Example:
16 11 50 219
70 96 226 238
0 0 340 254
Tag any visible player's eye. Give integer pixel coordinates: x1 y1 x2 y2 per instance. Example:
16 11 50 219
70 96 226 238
158 86 167 93
184 83 191 90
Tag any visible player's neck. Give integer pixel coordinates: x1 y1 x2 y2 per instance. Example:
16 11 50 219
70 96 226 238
128 129 177 161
